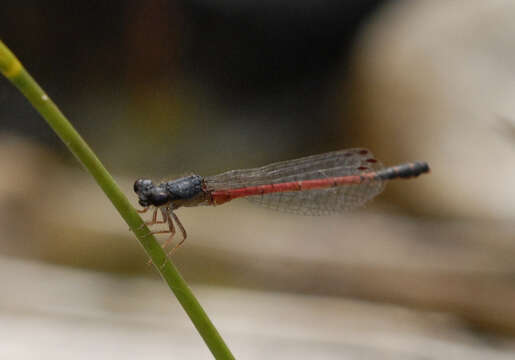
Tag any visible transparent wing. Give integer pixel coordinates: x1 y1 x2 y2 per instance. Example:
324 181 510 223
205 148 386 215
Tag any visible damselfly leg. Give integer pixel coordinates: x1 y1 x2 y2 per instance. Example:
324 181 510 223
167 211 188 256
144 207 167 226
141 206 188 261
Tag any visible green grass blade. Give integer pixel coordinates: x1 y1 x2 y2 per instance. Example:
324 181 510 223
0 40 234 360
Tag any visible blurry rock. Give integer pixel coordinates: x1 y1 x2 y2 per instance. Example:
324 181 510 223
348 0 515 218
0 134 62 254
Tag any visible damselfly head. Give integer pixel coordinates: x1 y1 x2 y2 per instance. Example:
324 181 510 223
134 178 169 207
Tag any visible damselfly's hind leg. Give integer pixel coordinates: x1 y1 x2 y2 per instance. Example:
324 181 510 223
165 212 188 257
160 209 177 249
142 207 188 266
146 207 177 265
145 208 159 226
156 211 188 268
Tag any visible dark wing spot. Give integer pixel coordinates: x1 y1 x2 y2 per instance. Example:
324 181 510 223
344 152 354 157
358 166 369 170
366 158 378 163
358 149 369 155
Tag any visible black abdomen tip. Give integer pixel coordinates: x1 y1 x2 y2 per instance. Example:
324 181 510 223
376 161 430 180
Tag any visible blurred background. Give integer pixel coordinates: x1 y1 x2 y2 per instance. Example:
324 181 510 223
1 0 515 359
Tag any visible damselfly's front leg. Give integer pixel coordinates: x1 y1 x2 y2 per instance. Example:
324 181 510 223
130 206 151 232
145 208 159 226
134 206 151 231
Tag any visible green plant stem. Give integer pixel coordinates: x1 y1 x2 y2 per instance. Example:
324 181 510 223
0 40 234 360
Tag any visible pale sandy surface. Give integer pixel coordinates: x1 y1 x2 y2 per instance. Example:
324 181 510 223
1 257 515 360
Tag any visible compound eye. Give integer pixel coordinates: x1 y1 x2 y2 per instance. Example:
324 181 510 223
134 179 153 193
134 179 143 193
